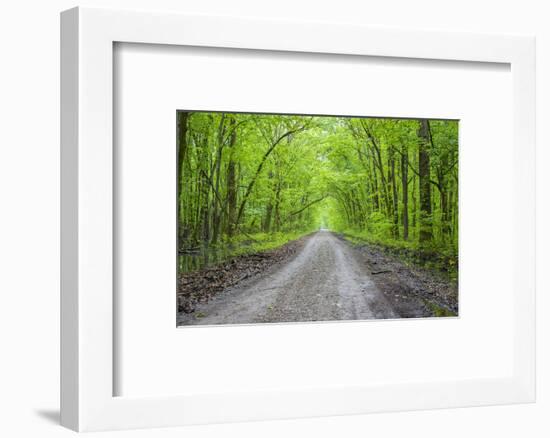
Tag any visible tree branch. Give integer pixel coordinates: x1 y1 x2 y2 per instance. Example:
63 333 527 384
287 195 327 217
236 125 307 224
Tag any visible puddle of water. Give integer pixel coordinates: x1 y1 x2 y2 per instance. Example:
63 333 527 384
178 241 257 273
178 245 234 273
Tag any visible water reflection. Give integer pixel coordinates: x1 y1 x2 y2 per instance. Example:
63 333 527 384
178 244 235 273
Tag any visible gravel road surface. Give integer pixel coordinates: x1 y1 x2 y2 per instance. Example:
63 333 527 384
178 230 399 325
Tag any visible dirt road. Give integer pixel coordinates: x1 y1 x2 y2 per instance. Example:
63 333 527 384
178 230 401 325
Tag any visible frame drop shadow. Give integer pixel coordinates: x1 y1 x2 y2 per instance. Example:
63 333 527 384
35 409 59 424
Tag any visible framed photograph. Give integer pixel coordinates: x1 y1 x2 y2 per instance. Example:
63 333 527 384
61 7 535 432
175 111 459 326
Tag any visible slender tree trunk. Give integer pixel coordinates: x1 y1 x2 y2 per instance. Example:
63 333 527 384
410 146 418 236
371 157 380 211
418 119 433 242
197 133 211 243
225 119 238 237
439 182 448 240
401 142 409 240
356 144 376 217
177 112 189 246
375 147 391 216
361 121 391 215
211 115 228 244
437 168 450 241
263 201 273 232
389 147 399 238
192 135 204 244
274 179 282 232
262 172 274 232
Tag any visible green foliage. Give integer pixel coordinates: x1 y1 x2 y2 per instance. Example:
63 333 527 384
178 112 324 249
228 230 313 257
177 111 458 274
425 301 457 317
341 228 458 281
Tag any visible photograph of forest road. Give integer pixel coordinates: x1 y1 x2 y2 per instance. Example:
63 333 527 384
177 111 459 326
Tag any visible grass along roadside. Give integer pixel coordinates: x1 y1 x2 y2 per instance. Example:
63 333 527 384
227 230 315 257
339 229 458 283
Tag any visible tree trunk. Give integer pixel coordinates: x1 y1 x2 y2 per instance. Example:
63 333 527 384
210 115 226 244
177 111 189 246
225 119 238 237
262 172 274 232
418 119 433 242
371 157 380 211
263 201 273 232
439 183 448 240
411 173 417 231
436 166 450 241
389 147 399 238
274 179 282 232
361 121 391 215
401 142 409 240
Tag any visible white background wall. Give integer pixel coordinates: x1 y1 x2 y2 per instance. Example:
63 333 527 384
0 1 547 437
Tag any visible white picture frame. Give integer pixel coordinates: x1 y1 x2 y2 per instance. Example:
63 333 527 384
60 6 536 432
